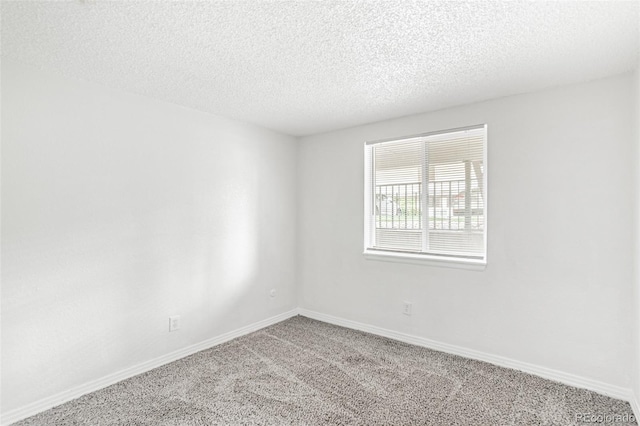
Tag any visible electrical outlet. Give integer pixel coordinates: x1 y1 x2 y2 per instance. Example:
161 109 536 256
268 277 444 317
269 289 276 298
402 302 412 316
169 315 181 332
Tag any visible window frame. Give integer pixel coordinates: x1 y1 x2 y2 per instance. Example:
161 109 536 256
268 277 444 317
363 124 488 270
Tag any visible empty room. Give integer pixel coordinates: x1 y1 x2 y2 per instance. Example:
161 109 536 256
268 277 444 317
2 1 640 425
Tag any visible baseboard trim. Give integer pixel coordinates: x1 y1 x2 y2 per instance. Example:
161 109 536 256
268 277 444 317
4 308 636 425
298 308 634 403
1 309 298 426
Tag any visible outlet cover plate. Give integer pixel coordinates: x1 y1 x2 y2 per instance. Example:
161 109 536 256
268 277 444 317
169 315 181 332
402 302 412 316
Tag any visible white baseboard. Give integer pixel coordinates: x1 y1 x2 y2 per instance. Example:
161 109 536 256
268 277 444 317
4 307 636 425
298 308 635 403
1 309 298 426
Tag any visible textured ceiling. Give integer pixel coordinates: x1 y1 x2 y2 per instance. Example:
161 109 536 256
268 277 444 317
2 1 639 136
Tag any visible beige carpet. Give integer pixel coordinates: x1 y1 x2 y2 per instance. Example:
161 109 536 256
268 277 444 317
15 316 637 425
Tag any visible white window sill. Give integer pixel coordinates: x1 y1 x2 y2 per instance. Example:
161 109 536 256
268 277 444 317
363 249 486 271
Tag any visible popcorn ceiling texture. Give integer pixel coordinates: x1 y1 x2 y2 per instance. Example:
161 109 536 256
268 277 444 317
2 1 639 136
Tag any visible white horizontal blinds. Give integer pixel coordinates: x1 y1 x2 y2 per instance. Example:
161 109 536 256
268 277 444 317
372 138 423 252
426 128 485 258
368 126 486 259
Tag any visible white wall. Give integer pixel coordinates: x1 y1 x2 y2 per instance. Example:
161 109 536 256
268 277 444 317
633 62 640 413
297 73 636 389
1 61 298 413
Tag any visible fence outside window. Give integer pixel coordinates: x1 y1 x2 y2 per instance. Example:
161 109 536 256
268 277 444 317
375 181 484 231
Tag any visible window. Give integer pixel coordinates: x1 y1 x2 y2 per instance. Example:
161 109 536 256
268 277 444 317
364 125 487 268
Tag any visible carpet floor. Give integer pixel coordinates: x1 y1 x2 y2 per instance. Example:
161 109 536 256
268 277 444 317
15 316 636 425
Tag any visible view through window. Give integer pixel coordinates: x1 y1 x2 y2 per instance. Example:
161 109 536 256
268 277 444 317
364 125 487 263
